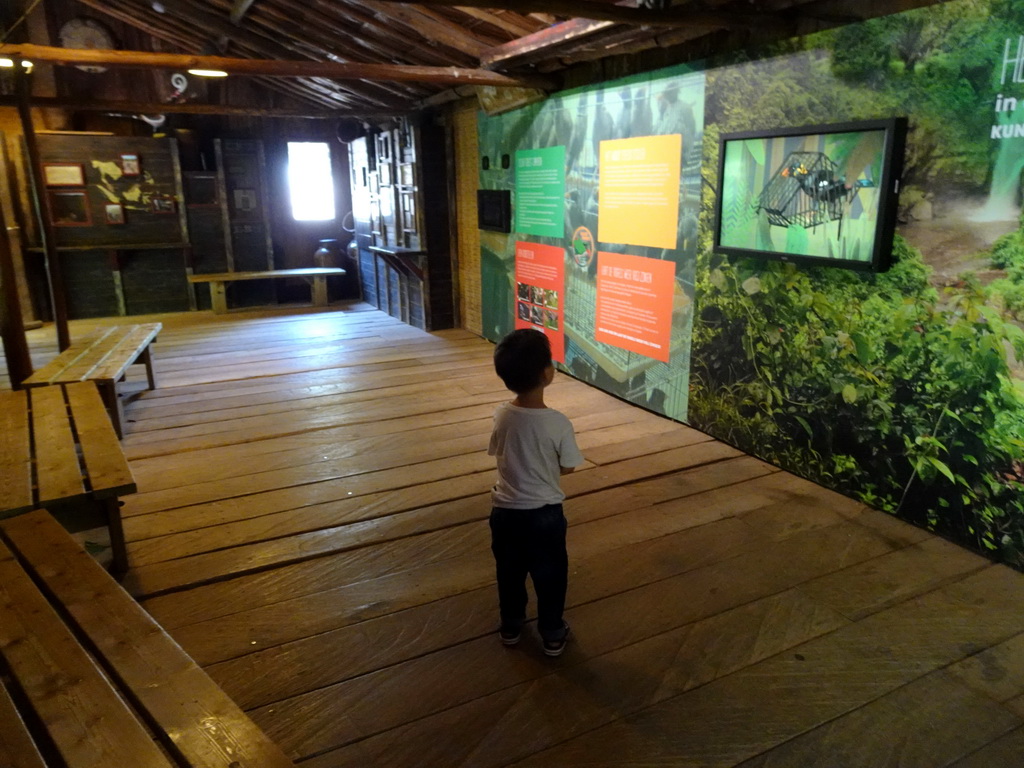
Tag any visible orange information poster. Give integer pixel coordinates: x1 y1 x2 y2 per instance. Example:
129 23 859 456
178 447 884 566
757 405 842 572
595 251 675 363
597 134 682 250
515 241 566 363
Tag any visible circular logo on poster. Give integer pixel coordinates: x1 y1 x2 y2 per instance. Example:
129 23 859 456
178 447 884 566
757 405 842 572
571 226 595 268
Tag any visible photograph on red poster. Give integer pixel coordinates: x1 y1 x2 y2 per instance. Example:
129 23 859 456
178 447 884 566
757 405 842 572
594 251 676 363
514 241 566 363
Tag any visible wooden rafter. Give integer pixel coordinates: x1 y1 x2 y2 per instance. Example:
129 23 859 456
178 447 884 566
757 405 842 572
157 0 425 102
73 0 380 108
481 19 616 67
82 0 430 107
0 44 556 89
454 6 544 38
231 0 259 24
357 1 495 58
0 95 402 118
366 0 790 30
256 0 477 69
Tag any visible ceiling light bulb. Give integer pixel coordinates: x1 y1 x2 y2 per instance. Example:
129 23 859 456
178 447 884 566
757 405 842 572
0 59 13 68
187 69 228 77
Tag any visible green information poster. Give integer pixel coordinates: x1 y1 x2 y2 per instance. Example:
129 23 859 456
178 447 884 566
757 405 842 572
515 146 565 237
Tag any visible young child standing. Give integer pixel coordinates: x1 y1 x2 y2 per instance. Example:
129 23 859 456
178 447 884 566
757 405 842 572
488 328 584 656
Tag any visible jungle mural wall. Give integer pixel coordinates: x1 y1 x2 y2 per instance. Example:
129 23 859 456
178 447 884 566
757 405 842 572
479 0 1024 569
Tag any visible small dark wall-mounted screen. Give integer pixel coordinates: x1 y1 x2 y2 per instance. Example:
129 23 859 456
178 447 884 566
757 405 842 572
477 189 512 233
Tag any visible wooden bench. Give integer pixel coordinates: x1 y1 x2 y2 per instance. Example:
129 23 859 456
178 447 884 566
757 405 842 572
23 323 161 438
0 382 135 576
188 268 346 314
0 509 297 768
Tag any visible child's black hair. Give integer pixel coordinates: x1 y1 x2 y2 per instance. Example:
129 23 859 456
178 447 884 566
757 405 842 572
494 328 552 394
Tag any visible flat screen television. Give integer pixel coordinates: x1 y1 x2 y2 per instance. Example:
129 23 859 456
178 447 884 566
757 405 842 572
477 189 512 233
714 117 907 272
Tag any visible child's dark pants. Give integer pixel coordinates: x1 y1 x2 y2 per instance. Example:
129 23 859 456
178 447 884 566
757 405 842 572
489 503 568 643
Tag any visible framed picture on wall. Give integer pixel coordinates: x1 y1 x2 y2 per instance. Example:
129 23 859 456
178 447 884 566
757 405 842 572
42 162 85 187
184 173 218 206
120 153 141 176
151 195 176 214
105 202 125 225
233 188 257 212
47 190 92 226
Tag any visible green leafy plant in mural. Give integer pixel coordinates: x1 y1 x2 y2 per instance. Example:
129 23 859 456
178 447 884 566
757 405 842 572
987 224 1024 319
692 227 1024 564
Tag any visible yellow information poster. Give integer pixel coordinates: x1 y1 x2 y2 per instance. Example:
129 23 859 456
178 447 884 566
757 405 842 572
597 134 682 250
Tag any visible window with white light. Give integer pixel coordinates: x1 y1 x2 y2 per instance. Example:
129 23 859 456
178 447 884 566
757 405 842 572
287 142 336 221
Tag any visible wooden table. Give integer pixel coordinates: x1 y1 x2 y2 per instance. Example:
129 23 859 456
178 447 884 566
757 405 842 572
188 267 346 313
0 382 135 575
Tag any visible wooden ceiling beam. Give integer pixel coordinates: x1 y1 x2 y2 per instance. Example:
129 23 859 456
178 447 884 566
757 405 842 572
357 1 493 58
250 0 473 71
454 6 544 38
72 0 196 51
0 43 555 88
366 0 790 30
480 19 616 67
405 4 509 48
230 0 259 24
163 0 424 104
103 0 424 106
78 0 388 108
305 0 479 68
0 94 387 117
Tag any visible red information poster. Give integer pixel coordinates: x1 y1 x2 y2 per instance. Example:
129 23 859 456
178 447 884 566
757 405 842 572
514 241 566 363
595 251 675 363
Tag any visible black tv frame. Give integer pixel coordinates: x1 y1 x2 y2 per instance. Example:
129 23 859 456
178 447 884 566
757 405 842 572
713 117 907 273
477 188 512 233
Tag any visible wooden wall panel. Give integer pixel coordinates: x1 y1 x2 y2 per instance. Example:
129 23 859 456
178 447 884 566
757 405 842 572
451 99 480 335
57 250 118 318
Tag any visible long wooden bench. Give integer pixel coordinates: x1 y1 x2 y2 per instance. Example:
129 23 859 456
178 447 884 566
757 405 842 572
0 509 297 768
0 382 134 575
23 323 161 438
188 268 346 314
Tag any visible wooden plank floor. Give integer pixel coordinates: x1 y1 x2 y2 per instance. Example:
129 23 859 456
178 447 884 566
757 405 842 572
6 304 1024 767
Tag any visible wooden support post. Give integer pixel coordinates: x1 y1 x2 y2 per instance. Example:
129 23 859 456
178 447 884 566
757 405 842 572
15 65 71 351
0 215 32 388
209 281 228 314
140 344 157 390
103 497 128 578
97 380 125 440
109 250 127 316
312 275 328 307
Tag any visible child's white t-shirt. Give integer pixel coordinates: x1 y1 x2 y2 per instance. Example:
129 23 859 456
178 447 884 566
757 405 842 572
488 402 584 509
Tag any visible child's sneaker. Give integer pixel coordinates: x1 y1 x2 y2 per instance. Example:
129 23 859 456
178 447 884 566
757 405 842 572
498 625 521 646
542 622 571 657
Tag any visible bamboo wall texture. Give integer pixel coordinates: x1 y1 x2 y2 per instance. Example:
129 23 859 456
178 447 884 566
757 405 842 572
452 99 481 336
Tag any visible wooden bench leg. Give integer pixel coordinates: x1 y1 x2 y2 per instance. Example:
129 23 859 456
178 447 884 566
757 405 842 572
141 344 157 390
98 381 125 439
312 275 328 307
104 497 128 579
209 281 228 314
